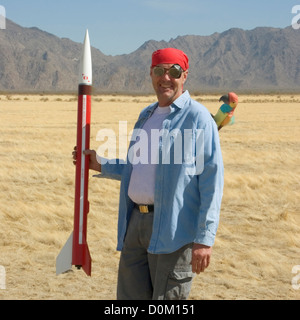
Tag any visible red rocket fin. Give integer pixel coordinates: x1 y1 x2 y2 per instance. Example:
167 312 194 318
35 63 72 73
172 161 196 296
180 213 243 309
81 235 92 276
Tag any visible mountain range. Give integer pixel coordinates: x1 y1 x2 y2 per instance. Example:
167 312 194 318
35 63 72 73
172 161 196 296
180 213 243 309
0 19 299 93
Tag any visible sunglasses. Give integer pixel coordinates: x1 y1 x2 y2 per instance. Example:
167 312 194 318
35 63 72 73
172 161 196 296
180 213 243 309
152 64 184 79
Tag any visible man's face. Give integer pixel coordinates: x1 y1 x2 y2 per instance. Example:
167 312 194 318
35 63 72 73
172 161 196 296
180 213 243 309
150 64 188 107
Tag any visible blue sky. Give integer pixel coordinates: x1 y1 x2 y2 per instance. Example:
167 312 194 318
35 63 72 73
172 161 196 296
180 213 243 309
0 0 298 55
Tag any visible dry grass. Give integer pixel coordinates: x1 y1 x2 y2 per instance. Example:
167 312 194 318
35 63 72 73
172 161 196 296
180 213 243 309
0 93 299 300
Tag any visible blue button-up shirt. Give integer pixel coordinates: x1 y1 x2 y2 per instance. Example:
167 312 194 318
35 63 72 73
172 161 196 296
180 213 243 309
99 91 224 254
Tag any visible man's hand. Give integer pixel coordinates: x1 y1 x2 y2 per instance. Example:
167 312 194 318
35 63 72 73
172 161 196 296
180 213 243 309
72 146 101 172
191 243 212 274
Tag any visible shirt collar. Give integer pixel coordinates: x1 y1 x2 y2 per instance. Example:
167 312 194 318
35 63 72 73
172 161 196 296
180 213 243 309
171 90 190 109
146 90 190 118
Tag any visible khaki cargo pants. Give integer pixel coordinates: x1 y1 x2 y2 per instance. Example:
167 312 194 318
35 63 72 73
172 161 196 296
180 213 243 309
117 208 195 300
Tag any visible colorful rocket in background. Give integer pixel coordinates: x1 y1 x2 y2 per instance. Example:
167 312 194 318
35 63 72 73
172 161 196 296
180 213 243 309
56 30 92 276
213 92 239 131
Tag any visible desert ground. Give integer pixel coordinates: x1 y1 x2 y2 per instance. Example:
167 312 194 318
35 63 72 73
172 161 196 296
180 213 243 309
0 93 299 300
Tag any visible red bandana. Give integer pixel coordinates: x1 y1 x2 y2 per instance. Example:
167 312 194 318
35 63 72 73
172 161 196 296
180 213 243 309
151 48 189 71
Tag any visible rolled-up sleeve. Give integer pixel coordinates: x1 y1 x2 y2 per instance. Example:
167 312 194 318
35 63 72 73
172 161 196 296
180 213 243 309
95 156 126 181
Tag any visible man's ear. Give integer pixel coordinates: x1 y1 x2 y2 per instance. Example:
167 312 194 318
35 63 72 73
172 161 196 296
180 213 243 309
183 70 189 83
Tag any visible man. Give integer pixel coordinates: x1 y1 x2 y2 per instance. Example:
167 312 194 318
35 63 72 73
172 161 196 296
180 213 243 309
73 48 224 300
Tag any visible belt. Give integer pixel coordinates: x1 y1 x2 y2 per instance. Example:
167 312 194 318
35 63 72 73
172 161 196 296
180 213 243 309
134 203 154 214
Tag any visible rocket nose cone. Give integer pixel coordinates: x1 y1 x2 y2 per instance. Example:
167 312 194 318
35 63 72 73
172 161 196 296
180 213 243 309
84 30 90 49
85 29 89 40
79 29 92 85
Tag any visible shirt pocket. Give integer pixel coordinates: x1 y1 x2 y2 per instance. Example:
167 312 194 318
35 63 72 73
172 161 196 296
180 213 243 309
159 129 195 165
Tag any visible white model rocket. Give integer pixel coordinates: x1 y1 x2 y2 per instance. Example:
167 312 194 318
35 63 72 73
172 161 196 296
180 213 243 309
56 30 93 276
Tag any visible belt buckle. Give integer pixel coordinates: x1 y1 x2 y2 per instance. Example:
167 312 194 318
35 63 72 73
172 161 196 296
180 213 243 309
139 205 149 214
